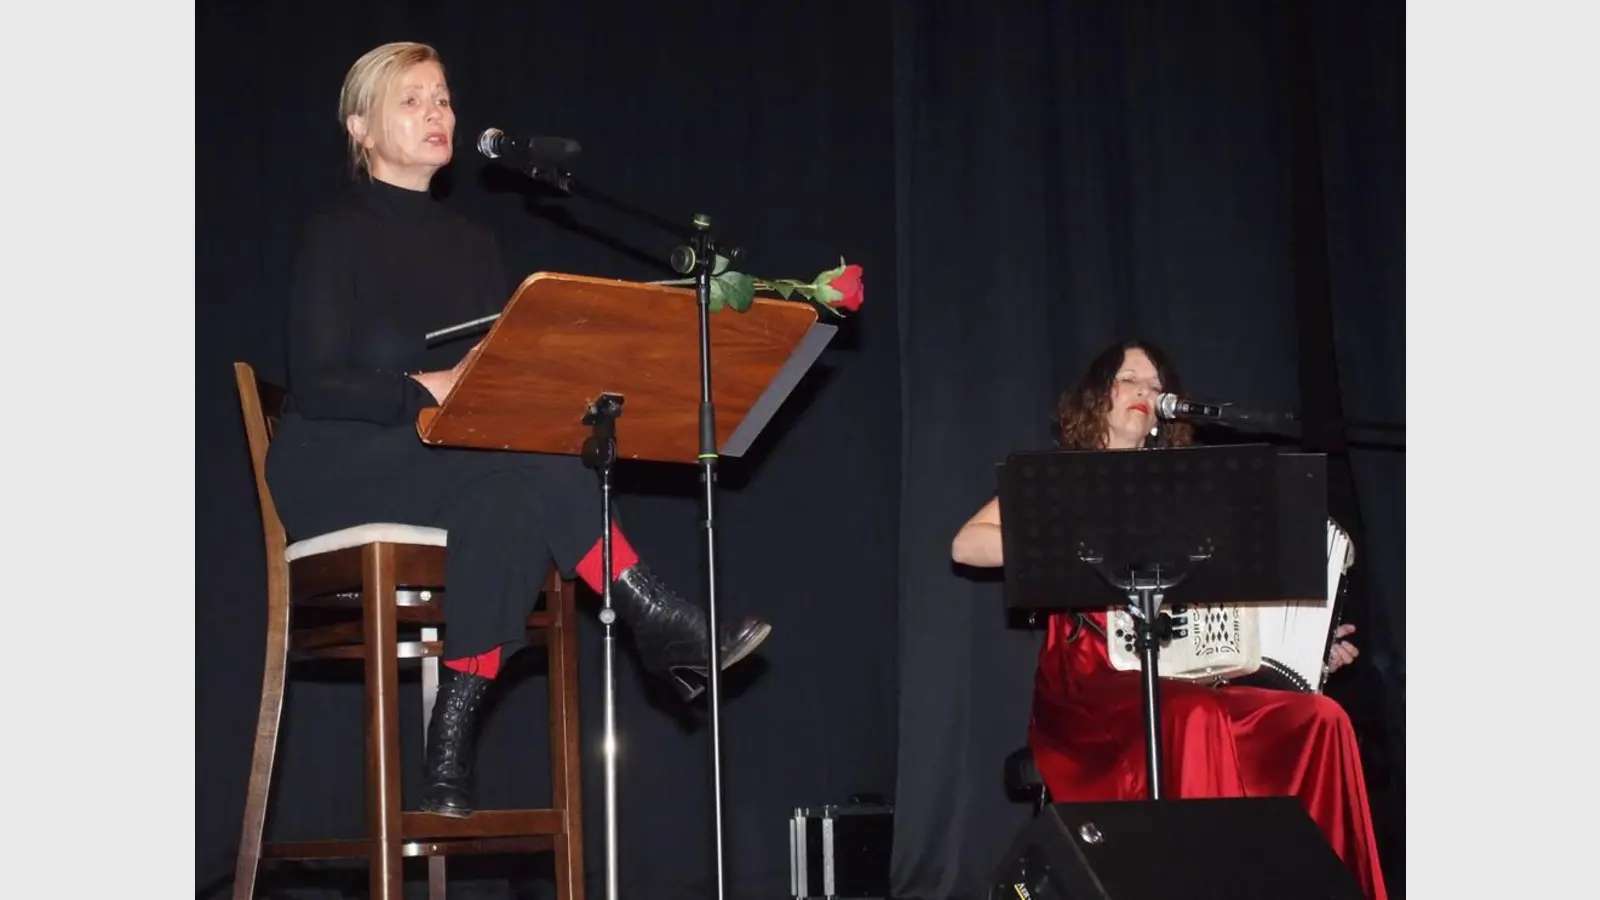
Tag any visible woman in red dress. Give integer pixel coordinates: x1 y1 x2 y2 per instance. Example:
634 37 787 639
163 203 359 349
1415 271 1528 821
952 340 1388 900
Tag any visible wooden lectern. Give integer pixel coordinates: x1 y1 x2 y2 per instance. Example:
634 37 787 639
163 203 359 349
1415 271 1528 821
412 270 836 900
416 271 837 463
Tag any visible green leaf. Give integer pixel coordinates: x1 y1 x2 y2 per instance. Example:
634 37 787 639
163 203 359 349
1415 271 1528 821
710 271 756 313
712 254 731 275
764 278 811 301
724 272 756 312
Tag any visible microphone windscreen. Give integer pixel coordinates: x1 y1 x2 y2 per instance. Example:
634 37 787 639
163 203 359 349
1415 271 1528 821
476 127 505 158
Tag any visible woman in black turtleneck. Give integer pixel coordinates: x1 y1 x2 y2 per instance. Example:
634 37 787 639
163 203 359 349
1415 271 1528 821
266 40 773 819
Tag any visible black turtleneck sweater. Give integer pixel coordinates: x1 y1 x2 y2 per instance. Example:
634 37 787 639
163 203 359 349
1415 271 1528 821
283 177 509 426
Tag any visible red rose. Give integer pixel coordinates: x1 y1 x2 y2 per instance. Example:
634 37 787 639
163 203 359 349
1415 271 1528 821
826 264 864 312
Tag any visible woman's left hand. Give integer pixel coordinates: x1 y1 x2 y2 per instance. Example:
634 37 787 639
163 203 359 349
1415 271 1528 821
1325 623 1360 675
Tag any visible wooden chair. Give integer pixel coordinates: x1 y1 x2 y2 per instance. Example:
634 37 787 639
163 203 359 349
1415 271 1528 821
229 361 585 900
1004 745 1051 815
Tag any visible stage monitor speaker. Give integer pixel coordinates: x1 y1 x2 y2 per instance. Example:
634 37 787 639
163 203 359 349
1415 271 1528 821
990 798 1364 900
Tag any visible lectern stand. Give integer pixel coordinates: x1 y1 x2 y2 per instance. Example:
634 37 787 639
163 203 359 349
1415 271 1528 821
997 443 1324 799
417 271 837 897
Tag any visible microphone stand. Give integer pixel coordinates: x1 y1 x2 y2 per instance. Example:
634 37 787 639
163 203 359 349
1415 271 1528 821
1281 412 1406 439
1163 404 1406 450
520 160 738 900
1297 416 1406 452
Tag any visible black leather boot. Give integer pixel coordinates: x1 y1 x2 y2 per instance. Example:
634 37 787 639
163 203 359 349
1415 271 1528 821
611 563 772 701
420 669 492 818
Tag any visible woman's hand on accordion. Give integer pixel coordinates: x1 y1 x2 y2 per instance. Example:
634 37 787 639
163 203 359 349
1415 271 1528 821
1325 623 1360 675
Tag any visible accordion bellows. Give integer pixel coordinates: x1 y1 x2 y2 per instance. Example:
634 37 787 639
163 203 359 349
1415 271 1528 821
1107 519 1355 692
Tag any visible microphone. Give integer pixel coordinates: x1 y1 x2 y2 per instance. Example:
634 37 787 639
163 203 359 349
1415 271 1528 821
476 127 581 163
1155 393 1290 427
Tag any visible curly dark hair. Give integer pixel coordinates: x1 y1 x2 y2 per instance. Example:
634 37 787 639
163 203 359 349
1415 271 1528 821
1055 340 1195 450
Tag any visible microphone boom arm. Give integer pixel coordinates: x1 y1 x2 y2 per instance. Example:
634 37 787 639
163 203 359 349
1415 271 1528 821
524 164 703 245
520 163 744 274
1156 393 1405 441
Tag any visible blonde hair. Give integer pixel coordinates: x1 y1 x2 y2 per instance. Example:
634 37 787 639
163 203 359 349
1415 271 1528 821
337 41 445 175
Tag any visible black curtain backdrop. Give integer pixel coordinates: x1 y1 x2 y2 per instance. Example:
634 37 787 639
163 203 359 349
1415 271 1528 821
887 2 1404 899
196 2 1403 899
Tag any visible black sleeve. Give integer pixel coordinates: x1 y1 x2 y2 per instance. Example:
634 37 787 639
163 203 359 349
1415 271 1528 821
284 214 436 424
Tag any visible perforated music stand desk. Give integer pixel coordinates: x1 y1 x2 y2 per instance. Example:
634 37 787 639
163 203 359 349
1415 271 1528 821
997 443 1327 798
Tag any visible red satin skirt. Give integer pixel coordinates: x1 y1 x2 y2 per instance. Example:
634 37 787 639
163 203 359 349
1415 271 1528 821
1028 612 1388 900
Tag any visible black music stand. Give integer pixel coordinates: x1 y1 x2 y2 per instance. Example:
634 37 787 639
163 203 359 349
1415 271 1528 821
997 444 1326 800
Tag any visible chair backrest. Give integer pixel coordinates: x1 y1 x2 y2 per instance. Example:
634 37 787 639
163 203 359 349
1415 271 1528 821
233 362 289 572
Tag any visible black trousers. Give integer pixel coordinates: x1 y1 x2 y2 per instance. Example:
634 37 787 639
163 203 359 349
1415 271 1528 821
266 414 610 658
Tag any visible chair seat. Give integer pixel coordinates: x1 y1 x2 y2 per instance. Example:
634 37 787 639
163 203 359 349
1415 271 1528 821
1005 745 1043 793
286 523 449 561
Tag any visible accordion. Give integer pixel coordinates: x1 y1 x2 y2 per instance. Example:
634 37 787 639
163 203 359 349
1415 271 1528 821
1106 518 1355 693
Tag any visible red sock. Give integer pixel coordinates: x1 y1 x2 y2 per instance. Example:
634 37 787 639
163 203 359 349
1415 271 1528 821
444 645 503 680
575 523 640 593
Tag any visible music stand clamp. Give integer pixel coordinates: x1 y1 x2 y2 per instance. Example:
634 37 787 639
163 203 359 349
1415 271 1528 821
997 443 1326 801
1074 547 1210 801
